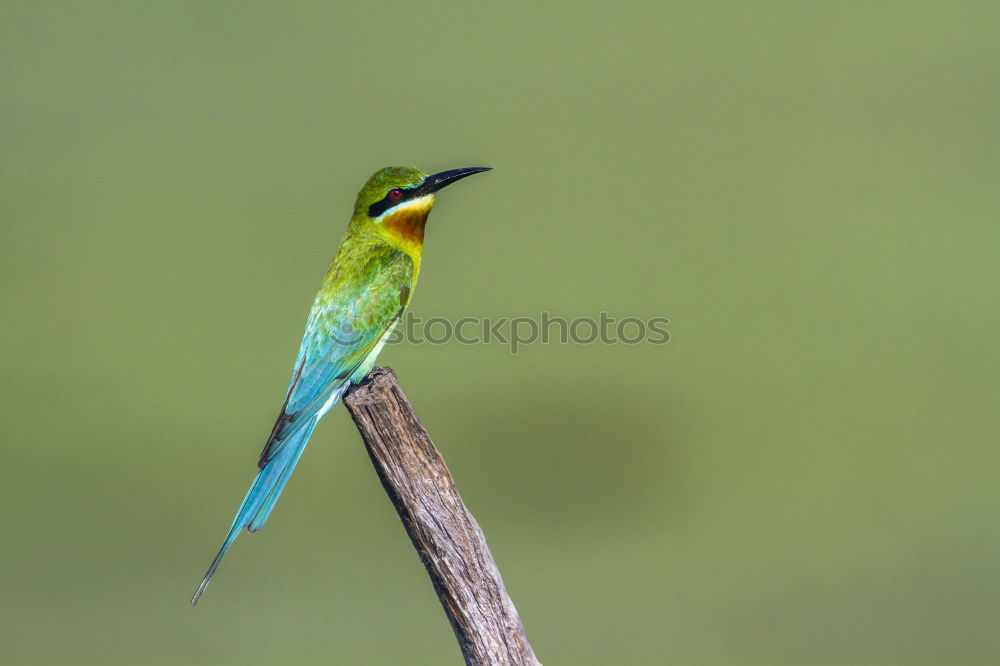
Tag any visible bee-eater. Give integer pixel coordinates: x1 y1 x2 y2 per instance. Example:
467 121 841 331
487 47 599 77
191 165 490 604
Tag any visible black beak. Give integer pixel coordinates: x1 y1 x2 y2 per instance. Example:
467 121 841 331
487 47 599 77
419 167 491 194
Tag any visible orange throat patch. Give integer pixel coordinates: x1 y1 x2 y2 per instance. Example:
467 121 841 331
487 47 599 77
379 195 434 252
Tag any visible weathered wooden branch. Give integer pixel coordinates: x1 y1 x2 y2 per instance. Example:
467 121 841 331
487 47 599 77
343 367 541 666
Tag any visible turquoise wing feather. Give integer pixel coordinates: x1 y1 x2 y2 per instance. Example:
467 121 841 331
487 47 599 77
191 251 413 604
258 253 411 466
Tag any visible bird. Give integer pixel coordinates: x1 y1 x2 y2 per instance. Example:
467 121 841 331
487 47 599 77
191 165 491 605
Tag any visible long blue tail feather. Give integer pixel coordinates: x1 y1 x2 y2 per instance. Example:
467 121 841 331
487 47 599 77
248 420 316 533
190 419 318 605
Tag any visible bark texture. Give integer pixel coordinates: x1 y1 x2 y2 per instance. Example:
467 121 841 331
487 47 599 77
344 367 541 666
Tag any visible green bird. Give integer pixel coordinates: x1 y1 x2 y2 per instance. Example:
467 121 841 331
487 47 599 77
191 165 490 604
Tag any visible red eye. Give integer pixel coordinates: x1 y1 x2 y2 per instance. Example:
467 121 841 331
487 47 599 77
388 188 403 200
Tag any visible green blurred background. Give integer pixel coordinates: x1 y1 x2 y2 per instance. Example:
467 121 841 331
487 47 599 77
2 2 998 664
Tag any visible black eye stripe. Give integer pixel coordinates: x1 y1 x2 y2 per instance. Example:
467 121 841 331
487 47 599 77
368 186 418 218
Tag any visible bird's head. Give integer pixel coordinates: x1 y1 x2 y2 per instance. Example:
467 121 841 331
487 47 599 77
352 166 490 251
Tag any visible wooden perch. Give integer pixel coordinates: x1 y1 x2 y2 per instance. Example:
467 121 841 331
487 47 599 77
343 367 542 666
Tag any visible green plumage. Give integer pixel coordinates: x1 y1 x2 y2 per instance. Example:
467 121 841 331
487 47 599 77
191 165 489 604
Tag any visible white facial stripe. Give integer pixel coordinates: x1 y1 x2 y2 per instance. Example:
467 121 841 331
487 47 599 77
375 194 435 222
